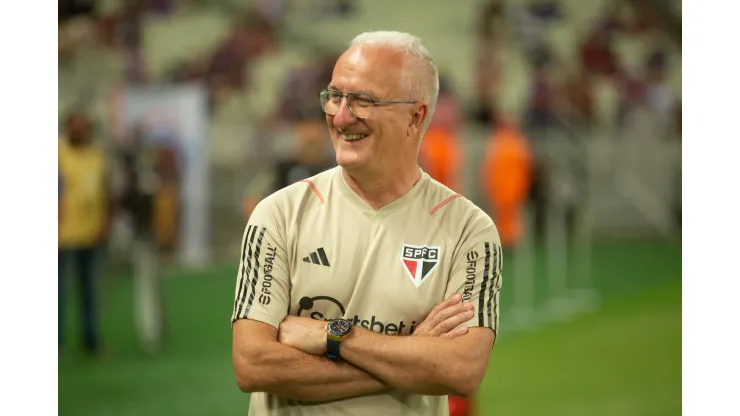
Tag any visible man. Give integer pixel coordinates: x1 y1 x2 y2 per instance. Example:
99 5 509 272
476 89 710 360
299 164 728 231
58 112 111 356
117 124 166 353
419 75 463 193
231 31 502 416
242 107 336 222
480 116 533 249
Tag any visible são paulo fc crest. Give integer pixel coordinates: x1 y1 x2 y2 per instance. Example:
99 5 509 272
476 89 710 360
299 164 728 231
401 244 441 288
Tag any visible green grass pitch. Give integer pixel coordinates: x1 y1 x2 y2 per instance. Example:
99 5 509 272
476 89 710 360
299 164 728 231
59 239 681 415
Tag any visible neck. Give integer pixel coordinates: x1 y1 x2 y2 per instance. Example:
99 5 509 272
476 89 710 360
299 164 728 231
342 160 421 211
69 139 90 148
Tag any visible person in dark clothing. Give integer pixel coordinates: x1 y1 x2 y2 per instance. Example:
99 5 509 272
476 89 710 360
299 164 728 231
117 125 166 354
242 108 336 221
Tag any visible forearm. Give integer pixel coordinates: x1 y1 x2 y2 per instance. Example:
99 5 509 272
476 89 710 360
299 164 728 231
234 340 387 402
341 329 485 397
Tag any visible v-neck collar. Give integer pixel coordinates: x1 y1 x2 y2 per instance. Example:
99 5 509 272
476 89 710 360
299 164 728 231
334 166 428 220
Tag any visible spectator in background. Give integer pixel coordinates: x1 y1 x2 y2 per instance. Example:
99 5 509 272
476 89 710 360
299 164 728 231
528 0 563 22
580 23 619 78
59 0 94 23
93 0 148 82
644 50 677 132
324 0 356 17
419 76 463 192
242 107 336 222
510 0 561 62
563 65 595 127
473 0 504 124
59 112 112 357
254 0 287 24
153 142 180 255
197 13 278 111
118 0 148 83
479 116 533 249
149 0 179 16
306 0 357 18
117 125 167 354
526 47 558 131
277 53 337 123
616 65 648 128
617 50 676 137
206 19 255 91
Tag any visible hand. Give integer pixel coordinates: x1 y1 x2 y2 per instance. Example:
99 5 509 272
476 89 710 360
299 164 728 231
412 294 474 339
278 315 329 356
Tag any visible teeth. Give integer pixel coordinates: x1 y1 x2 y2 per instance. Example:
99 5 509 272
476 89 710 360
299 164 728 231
344 134 367 141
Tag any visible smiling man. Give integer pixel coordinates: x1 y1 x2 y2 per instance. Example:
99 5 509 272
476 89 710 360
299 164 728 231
231 31 503 416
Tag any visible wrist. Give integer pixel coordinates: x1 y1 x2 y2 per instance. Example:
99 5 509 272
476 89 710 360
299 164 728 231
326 319 353 360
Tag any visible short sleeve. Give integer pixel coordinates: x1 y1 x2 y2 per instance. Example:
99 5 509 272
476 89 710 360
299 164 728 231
445 224 503 333
231 200 291 329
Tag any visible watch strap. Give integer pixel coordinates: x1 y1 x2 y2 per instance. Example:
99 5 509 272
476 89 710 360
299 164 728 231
327 337 342 360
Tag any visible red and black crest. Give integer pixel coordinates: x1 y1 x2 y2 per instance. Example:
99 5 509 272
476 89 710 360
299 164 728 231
401 244 441 288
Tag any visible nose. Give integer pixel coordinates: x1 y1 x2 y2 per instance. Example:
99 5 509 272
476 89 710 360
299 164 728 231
331 97 358 130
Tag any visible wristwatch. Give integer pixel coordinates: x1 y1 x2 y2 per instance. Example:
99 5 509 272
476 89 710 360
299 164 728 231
326 319 353 361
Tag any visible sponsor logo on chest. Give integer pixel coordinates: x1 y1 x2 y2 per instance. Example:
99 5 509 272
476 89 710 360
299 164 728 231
400 244 441 288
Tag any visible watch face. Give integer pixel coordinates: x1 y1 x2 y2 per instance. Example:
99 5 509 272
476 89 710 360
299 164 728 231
328 319 352 336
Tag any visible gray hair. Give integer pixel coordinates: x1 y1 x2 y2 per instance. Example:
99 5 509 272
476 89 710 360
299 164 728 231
349 31 440 135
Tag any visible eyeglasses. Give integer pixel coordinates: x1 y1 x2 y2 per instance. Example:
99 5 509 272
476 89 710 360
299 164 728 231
319 89 418 119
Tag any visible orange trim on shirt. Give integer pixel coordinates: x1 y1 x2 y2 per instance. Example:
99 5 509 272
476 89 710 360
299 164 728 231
300 179 324 204
429 193 462 215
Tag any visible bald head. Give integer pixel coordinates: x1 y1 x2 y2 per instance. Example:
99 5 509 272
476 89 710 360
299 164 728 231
347 31 440 136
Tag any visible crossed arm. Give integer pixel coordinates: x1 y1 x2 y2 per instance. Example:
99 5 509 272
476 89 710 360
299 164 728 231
338 325 494 397
232 319 385 402
232 295 495 401
231 202 501 402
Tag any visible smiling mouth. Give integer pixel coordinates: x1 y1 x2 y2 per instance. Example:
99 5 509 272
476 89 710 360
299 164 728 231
342 133 369 142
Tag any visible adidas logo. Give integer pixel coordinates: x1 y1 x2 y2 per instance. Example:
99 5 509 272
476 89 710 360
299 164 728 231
302 247 330 267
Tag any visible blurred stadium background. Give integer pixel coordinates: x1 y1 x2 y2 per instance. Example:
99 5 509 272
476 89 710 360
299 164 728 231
58 0 681 414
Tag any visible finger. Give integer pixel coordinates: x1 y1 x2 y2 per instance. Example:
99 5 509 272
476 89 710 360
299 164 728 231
427 293 462 320
415 295 464 336
440 326 469 339
429 302 473 330
433 307 475 335
420 303 471 337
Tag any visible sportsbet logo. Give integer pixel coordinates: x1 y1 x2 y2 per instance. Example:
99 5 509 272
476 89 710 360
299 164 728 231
349 315 417 335
297 295 418 335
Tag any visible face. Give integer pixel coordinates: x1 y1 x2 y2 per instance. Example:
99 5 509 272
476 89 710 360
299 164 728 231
326 45 427 174
67 115 91 145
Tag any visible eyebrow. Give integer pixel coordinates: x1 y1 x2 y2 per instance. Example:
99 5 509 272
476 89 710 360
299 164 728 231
327 85 377 97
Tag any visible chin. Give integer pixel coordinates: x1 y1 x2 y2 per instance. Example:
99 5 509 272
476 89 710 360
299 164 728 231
335 153 366 170
334 148 367 170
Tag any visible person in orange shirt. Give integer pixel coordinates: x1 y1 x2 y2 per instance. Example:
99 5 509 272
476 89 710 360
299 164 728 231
479 116 534 248
419 76 463 192
420 78 477 416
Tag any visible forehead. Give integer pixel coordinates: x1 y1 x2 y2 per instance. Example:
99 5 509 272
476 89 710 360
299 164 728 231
329 45 405 96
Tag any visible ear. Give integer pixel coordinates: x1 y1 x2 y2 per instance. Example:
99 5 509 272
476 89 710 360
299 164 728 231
407 104 428 137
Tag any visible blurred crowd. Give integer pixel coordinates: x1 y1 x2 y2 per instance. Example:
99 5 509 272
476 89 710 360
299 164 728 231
472 0 681 136
59 0 682 258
